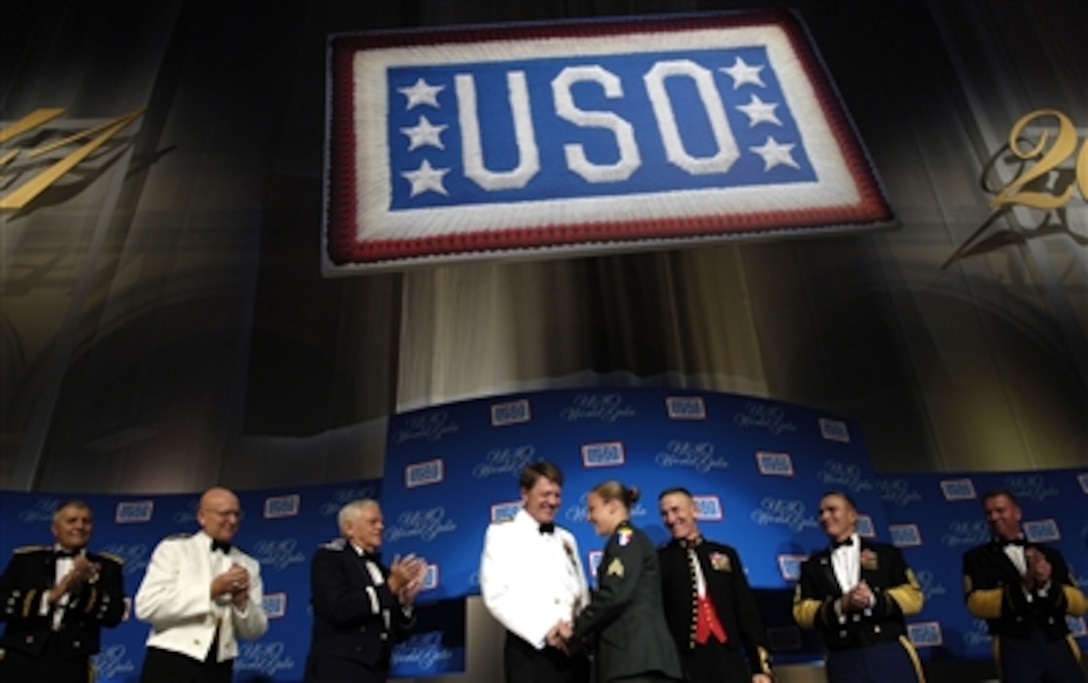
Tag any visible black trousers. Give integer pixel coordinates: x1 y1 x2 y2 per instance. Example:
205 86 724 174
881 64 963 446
0 640 90 683
825 639 922 683
138 646 232 683
679 638 752 683
503 630 590 683
997 631 1086 683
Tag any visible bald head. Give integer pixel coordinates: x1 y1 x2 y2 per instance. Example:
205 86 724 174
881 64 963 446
197 487 242 542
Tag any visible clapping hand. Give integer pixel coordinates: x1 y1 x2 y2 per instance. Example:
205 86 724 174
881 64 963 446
390 554 428 605
1024 547 1052 591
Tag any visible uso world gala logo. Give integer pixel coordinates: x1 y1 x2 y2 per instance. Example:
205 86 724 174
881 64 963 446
1003 475 1059 503
92 645 136 680
963 618 993 647
385 507 458 543
473 444 535 479
392 632 455 672
750 498 818 533
405 458 445 488
115 500 154 524
878 478 923 507
263 494 300 519
235 642 295 677
560 393 636 423
17 497 60 523
391 410 461 445
491 399 531 427
733 402 797 435
252 539 307 572
655 440 728 473
913 569 947 601
318 484 380 517
817 460 872 494
941 520 990 547
99 543 150 576
582 441 625 468
665 396 706 420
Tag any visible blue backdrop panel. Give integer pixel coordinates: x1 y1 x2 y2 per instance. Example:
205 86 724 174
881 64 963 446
0 480 463 683
875 470 1088 662
380 387 890 661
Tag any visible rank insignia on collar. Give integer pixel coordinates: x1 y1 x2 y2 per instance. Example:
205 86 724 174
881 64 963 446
607 558 625 577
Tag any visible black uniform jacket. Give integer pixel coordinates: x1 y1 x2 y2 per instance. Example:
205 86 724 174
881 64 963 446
307 542 415 669
572 520 683 683
0 546 125 660
962 539 1087 640
793 540 923 651
659 537 773 676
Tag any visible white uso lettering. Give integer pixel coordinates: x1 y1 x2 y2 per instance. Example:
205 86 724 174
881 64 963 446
551 65 641 183
643 60 739 175
456 71 540 190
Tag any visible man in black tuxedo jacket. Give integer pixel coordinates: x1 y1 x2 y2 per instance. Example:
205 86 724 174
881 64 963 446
0 500 125 683
304 499 427 683
657 487 774 683
962 488 1087 683
793 491 925 683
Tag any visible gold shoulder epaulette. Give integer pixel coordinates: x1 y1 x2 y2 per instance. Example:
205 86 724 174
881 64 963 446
96 551 124 565
13 545 50 554
162 532 191 541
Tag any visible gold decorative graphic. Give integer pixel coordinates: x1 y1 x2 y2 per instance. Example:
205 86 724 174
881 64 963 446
0 107 146 211
943 108 1087 268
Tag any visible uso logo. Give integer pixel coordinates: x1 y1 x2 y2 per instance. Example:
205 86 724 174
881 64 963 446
1079 473 1088 494
889 523 923 548
262 592 287 619
405 458 444 488
776 554 807 582
855 515 875 538
489 500 522 523
1023 519 1061 543
692 495 722 521
490 399 531 427
818 418 850 443
421 563 440 591
907 621 943 648
115 500 154 524
665 396 706 420
588 550 603 578
940 478 977 501
582 442 625 468
263 494 300 519
756 451 793 477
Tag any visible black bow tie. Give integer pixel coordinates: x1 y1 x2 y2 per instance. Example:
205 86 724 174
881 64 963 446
539 522 556 535
362 550 382 563
830 537 854 550
211 540 232 554
998 538 1026 548
54 548 81 559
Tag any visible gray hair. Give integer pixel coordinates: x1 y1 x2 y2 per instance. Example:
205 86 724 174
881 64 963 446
337 499 380 531
53 500 92 523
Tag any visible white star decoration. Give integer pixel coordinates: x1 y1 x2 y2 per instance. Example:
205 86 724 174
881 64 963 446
751 136 800 171
737 94 782 127
397 78 445 110
400 115 448 151
402 159 450 197
720 57 766 89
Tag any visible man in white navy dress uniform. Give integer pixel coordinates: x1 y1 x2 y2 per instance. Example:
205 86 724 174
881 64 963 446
0 499 125 683
134 486 268 683
305 499 427 683
480 461 591 683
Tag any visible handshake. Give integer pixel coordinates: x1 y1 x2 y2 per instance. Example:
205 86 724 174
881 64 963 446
544 619 576 653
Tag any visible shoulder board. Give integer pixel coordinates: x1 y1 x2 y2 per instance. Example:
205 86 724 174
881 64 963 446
162 533 191 541
320 538 346 550
96 552 124 565
13 545 50 554
492 516 515 525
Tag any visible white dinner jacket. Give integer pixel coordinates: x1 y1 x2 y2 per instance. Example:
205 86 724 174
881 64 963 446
134 531 268 662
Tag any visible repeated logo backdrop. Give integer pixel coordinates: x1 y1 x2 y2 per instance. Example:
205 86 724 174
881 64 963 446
3 388 1084 678
0 481 479 682
380 386 894 661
